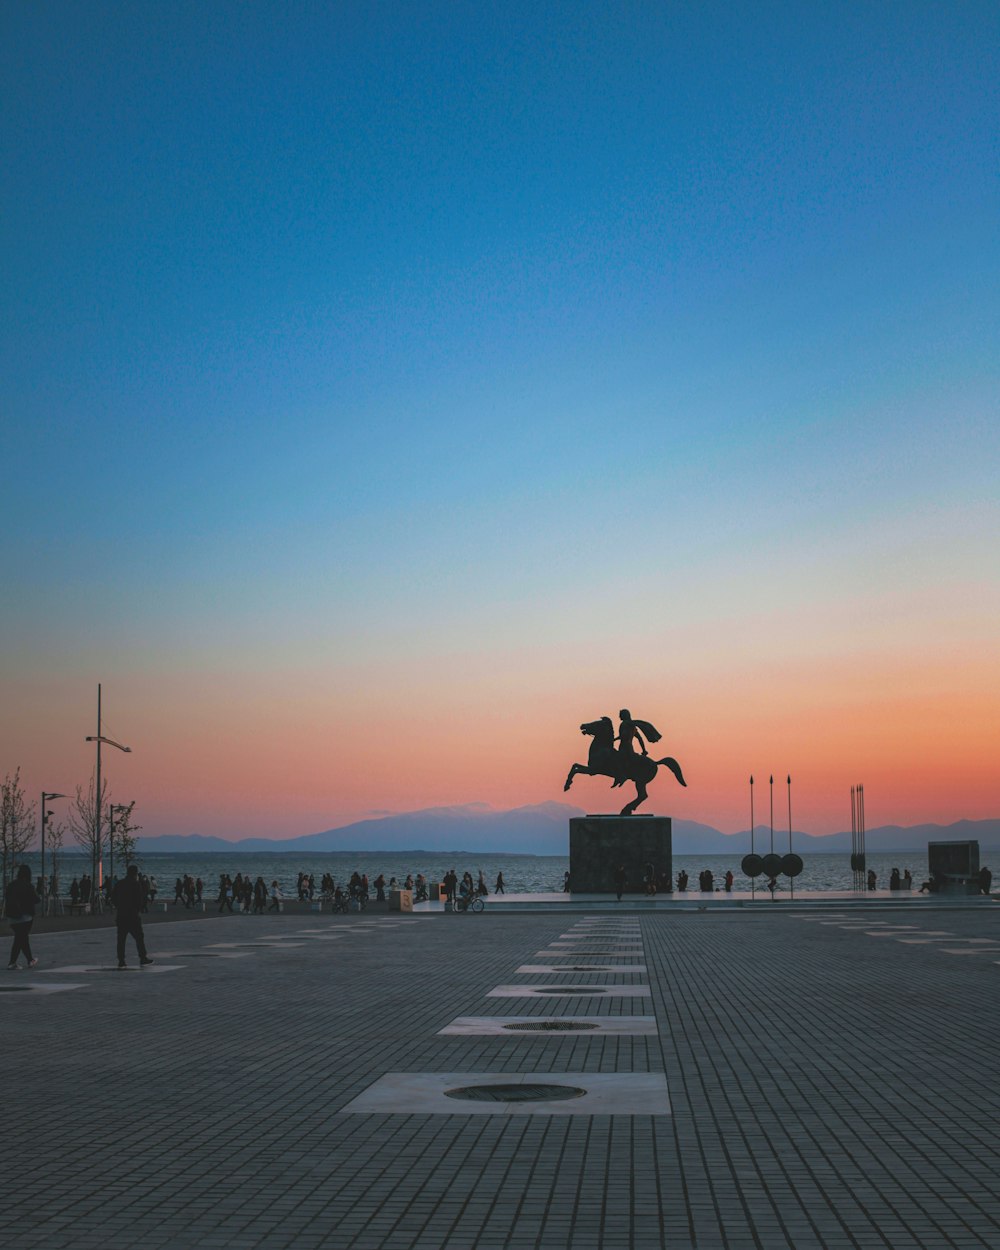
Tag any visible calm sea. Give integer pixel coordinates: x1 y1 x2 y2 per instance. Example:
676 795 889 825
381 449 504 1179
22 849 934 895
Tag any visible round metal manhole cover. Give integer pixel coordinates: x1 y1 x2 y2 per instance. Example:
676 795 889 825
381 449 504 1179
536 987 607 995
502 1021 599 1032
444 1083 587 1103
0 986 32 992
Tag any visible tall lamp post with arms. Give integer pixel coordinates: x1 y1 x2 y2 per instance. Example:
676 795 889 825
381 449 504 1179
85 684 132 894
41 791 66 913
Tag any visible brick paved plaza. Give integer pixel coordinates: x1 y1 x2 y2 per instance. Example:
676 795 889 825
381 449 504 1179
3 900 998 1249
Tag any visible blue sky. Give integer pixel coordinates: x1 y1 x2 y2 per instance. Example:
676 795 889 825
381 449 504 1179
2 3 997 837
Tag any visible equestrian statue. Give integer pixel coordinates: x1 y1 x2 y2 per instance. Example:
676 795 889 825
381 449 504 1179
563 709 686 817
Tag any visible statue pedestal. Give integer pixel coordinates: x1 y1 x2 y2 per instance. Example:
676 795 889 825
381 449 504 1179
569 815 672 894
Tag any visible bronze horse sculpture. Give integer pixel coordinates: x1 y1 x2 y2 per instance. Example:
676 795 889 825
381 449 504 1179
564 716 687 816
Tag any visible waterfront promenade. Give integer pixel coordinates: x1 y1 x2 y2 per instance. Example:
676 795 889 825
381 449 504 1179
3 898 998 1249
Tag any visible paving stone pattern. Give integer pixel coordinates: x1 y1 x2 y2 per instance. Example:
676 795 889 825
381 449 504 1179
2 904 998 1248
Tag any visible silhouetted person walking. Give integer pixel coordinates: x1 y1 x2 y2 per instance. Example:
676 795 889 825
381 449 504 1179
614 863 626 902
113 865 153 970
5 864 38 969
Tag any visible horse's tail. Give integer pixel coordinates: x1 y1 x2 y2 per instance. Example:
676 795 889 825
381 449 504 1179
656 757 687 787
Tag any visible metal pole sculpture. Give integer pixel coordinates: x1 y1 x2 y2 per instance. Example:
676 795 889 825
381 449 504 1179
860 783 866 888
769 775 774 854
750 775 755 900
787 775 793 899
851 785 857 889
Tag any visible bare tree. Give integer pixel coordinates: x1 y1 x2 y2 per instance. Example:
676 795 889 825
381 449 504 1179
1 768 37 889
47 819 67 894
111 801 142 870
69 774 109 877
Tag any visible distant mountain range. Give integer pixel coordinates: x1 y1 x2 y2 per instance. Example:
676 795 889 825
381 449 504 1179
135 803 1000 856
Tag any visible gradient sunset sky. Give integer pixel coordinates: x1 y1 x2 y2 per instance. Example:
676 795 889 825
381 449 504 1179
3 3 997 841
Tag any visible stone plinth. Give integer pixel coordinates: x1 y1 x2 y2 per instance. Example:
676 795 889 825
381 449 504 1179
569 815 672 893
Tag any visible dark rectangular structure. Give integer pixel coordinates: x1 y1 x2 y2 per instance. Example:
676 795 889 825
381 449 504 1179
569 815 672 894
928 840 980 894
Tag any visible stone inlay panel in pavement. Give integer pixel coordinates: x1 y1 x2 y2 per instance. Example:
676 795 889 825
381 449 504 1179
154 950 254 960
487 983 651 998
536 949 640 958
341 1071 670 1115
517 963 648 973
0 981 85 995
40 963 184 974
439 1015 658 1036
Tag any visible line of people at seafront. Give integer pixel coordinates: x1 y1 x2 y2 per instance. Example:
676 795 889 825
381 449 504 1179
440 869 501 905
670 869 736 894
212 867 489 913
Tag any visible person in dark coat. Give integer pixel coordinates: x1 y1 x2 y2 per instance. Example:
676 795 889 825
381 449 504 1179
112 864 153 970
5 864 38 969
613 863 627 902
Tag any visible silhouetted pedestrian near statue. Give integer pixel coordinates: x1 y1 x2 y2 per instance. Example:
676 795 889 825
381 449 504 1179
269 880 282 912
5 864 38 969
494 871 505 894
113 864 153 970
724 870 734 893
980 866 992 895
443 870 457 905
614 863 626 902
218 875 234 912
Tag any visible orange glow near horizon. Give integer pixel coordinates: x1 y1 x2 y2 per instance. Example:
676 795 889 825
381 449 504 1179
3 640 996 843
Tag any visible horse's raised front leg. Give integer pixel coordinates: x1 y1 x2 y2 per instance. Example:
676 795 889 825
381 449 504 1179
564 763 592 791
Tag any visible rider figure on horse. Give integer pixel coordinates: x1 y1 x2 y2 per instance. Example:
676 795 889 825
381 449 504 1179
612 709 660 787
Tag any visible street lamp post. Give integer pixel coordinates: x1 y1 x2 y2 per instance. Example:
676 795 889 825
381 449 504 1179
41 791 67 912
85 683 132 895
